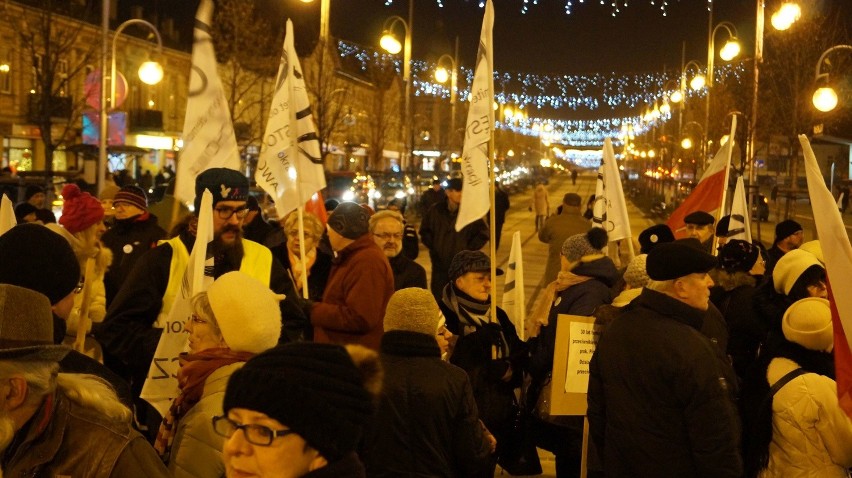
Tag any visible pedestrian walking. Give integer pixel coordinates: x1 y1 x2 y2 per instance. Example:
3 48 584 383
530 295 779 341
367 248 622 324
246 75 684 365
530 182 550 231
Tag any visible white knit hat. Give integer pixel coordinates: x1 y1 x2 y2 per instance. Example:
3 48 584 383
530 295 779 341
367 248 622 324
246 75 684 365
772 249 823 295
207 272 283 354
384 288 441 336
799 240 824 265
782 297 833 352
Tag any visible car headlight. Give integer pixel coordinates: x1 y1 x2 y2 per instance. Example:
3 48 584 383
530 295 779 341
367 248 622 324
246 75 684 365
407 187 415 195
342 191 355 201
394 191 406 199
372 191 382 199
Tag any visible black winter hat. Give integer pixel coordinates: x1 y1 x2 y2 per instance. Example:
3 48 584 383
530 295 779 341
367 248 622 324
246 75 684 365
446 178 463 191
718 239 761 273
223 343 378 461
113 185 148 211
0 224 80 305
638 224 674 254
326 201 370 240
646 241 717 280
194 168 249 213
448 250 504 282
13 203 38 223
774 219 803 244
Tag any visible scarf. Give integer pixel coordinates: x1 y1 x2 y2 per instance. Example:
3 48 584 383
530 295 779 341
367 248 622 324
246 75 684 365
154 348 253 461
527 271 592 337
289 248 317 292
441 285 508 358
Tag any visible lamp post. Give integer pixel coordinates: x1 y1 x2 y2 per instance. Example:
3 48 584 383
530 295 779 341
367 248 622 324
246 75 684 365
435 40 459 157
812 44 852 112
704 21 740 147
380 0 413 172
99 1 163 195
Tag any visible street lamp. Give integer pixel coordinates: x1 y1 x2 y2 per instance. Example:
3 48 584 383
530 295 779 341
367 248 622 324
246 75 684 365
812 44 852 112
380 2 413 172
435 42 459 155
704 21 740 147
98 4 163 195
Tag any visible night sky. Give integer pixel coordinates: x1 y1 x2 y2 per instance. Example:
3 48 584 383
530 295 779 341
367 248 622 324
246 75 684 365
121 0 850 76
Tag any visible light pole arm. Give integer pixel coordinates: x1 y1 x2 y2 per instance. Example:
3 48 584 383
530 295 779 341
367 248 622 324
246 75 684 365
110 19 163 110
815 44 852 82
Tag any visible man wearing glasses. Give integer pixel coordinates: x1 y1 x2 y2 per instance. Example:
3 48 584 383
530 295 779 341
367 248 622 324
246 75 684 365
97 168 306 437
369 210 426 291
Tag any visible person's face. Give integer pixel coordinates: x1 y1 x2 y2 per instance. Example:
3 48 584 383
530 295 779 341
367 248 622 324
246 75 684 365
243 209 260 226
326 225 348 252
213 200 248 246
446 189 462 206
285 227 319 258
685 223 713 243
436 321 453 357
749 254 766 277
806 279 828 298
432 183 441 192
785 230 804 249
674 272 714 310
113 201 145 220
372 218 403 258
454 271 491 301
28 192 45 208
716 236 728 247
93 220 107 239
52 277 83 320
223 408 324 478
184 314 225 354
21 212 37 223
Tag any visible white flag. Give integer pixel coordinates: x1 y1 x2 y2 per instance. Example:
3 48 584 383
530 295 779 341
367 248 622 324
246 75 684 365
141 190 215 417
592 138 633 244
727 176 752 242
501 231 526 341
455 0 494 232
0 194 15 236
256 19 325 219
174 0 241 207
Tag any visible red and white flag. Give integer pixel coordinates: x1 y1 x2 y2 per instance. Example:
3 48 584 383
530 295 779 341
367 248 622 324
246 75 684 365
800 134 852 419
174 0 241 207
668 116 736 238
455 0 494 231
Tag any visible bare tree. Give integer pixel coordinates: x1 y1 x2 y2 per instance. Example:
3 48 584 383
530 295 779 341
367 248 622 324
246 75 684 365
364 53 399 172
17 0 98 183
303 38 351 165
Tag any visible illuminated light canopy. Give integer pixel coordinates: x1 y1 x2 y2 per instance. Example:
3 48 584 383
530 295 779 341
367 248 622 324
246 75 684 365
771 3 801 31
138 61 163 85
435 66 449 83
379 33 402 54
812 87 838 112
719 40 741 62
690 74 706 90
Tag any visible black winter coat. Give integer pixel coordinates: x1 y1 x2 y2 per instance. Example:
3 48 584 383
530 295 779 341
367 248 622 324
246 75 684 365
270 243 333 302
588 288 743 478
101 213 166 306
363 331 491 477
388 253 427 291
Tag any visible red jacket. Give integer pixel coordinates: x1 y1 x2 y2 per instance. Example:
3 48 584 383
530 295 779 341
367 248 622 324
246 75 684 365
311 234 394 349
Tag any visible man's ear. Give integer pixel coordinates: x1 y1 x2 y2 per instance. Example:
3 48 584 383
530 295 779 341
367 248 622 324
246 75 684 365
1 377 29 411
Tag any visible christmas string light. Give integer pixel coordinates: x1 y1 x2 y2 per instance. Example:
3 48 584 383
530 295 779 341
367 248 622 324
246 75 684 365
384 0 676 16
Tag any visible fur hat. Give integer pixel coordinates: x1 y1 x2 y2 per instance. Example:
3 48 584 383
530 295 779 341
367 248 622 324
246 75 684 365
782 298 833 352
774 219 803 244
718 239 761 273
223 342 382 461
384 288 441 336
0 224 80 305
327 202 370 240
684 211 715 226
0 284 70 361
448 250 504 282
58 184 104 234
646 242 717 281
772 249 823 295
623 254 651 289
561 228 608 262
798 240 824 264
206 272 282 354
113 185 148 211
638 224 674 254
194 168 249 213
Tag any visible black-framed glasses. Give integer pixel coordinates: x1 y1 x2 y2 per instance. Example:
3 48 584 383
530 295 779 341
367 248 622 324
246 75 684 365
212 415 297 446
73 277 84 295
375 232 403 241
214 206 249 220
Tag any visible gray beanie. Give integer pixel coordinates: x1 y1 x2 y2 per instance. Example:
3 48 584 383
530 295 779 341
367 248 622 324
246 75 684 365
327 202 370 240
623 254 651 289
384 288 441 336
561 228 608 262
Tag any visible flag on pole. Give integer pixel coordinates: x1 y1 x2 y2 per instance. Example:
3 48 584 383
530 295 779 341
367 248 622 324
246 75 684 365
256 19 325 220
141 190 215 417
800 134 852 419
0 194 15 236
668 116 737 238
502 231 526 341
592 138 634 248
727 176 752 242
305 192 329 225
173 0 241 207
455 0 494 232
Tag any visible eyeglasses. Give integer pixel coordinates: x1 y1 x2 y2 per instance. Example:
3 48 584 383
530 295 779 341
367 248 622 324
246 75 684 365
374 232 404 241
214 206 249 220
286 230 318 241
212 415 298 446
73 277 84 294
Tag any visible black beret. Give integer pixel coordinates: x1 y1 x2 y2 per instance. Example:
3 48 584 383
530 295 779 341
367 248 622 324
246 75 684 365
638 224 674 254
684 211 715 226
646 242 717 280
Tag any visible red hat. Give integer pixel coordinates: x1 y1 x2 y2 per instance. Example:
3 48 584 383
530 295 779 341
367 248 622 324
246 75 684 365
59 184 104 234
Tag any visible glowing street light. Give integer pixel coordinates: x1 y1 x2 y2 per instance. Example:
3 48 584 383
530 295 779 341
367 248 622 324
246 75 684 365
812 44 852 113
379 5 413 171
771 2 801 31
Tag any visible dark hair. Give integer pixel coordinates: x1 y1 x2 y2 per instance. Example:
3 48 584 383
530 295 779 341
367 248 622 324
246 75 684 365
587 227 608 250
787 265 825 300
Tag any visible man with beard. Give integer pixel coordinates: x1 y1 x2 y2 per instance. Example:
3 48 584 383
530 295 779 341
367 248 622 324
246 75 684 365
370 210 426 290
96 168 306 435
101 185 167 306
0 284 170 477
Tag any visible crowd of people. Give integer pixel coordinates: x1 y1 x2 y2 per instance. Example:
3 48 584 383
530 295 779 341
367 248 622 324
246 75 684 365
0 167 851 478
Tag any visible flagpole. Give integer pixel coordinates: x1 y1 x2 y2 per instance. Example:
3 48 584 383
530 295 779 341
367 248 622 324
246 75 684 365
489 141 497 326
713 116 737 254
287 43 310 299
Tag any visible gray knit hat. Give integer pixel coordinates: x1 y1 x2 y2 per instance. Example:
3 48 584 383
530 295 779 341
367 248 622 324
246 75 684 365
623 254 651 289
561 228 608 262
384 288 441 336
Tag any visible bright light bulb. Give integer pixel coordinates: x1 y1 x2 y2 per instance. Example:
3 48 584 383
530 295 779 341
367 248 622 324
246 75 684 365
380 33 402 54
681 138 693 150
772 3 801 31
660 102 671 115
648 150 656 158
138 61 164 85
719 40 741 61
504 107 514 119
690 74 706 90
813 87 838 112
670 90 683 103
435 67 449 83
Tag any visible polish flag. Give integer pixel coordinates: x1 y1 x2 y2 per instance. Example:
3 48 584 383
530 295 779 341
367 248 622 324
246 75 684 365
800 134 852 419
667 116 736 238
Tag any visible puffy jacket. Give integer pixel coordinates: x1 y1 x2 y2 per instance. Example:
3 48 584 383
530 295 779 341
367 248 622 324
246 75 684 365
761 357 852 478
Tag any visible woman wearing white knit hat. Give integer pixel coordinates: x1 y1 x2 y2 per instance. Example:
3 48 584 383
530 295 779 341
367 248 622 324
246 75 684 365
155 271 283 477
741 298 852 477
